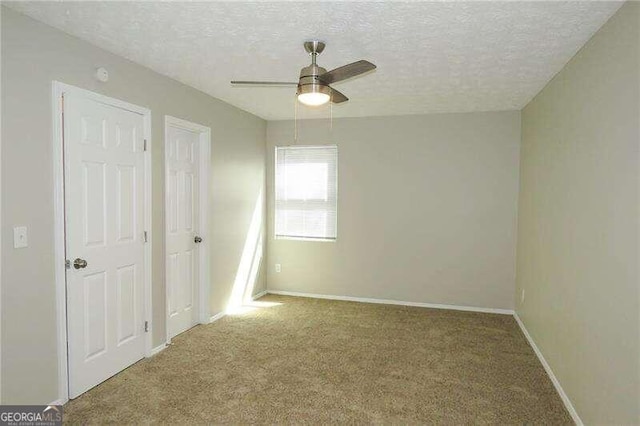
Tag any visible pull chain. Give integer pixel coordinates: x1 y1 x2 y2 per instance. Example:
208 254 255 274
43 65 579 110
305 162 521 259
294 93 298 145
293 89 335 145
330 91 333 143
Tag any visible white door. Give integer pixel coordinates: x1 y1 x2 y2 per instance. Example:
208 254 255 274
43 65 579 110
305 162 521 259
64 92 147 399
166 123 200 338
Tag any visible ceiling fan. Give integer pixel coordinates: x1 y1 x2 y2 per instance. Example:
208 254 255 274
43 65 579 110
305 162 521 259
231 41 376 107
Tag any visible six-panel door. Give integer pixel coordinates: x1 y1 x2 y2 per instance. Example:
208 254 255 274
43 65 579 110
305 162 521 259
165 124 200 339
64 93 146 398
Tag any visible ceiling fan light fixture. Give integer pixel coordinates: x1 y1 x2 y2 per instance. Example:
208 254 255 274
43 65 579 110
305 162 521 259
297 83 331 106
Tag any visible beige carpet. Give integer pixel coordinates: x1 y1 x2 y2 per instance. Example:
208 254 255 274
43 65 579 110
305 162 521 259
64 295 571 424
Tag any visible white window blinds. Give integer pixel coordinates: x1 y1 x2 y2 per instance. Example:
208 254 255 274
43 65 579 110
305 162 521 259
275 145 338 240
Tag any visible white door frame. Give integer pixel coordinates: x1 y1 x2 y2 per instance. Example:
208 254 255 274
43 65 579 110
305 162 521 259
52 81 153 404
164 115 211 345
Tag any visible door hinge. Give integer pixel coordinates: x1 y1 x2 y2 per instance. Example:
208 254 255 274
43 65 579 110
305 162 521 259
143 231 148 243
65 259 71 270
143 139 147 151
144 321 149 333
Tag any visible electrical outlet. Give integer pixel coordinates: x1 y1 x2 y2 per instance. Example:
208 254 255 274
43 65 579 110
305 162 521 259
275 264 281 273
13 226 28 248
520 288 525 304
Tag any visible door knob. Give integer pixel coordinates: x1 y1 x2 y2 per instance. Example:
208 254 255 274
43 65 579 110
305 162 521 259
73 258 88 269
194 236 203 244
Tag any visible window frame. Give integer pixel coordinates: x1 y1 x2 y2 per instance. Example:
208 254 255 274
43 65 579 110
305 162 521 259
274 144 338 242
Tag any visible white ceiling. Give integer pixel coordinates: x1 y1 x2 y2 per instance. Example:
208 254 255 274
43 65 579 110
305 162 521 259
7 1 622 120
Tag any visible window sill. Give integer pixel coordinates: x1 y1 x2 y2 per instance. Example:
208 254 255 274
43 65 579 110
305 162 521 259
275 236 336 242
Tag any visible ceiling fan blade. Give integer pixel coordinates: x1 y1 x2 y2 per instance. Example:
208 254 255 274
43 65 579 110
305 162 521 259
319 60 376 84
231 81 298 86
330 87 348 104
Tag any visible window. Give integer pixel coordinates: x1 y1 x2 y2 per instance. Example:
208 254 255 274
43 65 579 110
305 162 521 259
275 145 338 241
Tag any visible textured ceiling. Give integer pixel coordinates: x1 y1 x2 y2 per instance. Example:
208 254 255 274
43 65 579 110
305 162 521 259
6 1 623 120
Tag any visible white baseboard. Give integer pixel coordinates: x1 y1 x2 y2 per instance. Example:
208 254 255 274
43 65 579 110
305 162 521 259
148 343 167 357
48 398 66 406
266 290 514 315
514 313 582 425
252 290 268 300
209 311 225 323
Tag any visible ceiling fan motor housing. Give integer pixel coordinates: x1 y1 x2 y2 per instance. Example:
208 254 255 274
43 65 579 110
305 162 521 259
297 64 329 96
297 40 330 96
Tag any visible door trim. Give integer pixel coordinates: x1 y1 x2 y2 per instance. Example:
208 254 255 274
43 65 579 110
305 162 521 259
164 115 211 344
52 81 153 404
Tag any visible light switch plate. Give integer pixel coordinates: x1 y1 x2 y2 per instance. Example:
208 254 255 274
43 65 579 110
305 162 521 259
14 226 28 248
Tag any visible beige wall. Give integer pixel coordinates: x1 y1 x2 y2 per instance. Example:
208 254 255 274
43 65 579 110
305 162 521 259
267 111 521 310
516 2 640 424
1 8 266 404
